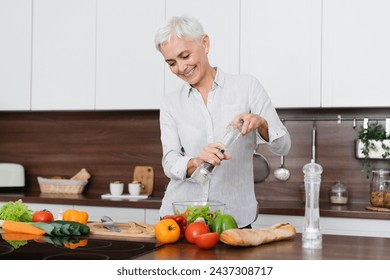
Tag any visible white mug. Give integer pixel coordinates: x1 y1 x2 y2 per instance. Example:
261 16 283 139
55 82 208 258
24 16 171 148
110 182 124 196
128 183 142 196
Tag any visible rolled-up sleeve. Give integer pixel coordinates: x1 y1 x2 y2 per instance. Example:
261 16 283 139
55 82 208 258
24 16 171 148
160 98 191 180
251 77 291 156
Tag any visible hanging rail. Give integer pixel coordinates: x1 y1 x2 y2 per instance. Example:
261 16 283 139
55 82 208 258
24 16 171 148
280 115 389 122
280 115 390 130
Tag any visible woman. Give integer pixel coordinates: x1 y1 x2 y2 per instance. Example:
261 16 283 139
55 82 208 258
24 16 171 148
155 16 291 228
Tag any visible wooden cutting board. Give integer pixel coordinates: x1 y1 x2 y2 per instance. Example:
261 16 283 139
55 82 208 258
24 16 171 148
88 222 155 241
133 166 154 196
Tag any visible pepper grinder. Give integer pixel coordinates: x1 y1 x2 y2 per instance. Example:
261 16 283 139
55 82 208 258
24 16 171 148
302 160 323 249
191 120 243 185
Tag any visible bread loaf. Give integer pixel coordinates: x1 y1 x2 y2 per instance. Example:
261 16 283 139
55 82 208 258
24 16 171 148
219 223 296 247
50 176 64 179
70 168 91 180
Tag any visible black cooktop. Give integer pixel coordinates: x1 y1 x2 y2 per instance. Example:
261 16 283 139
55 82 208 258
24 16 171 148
0 237 162 260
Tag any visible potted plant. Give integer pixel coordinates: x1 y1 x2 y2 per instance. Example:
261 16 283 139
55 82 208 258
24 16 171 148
356 122 390 177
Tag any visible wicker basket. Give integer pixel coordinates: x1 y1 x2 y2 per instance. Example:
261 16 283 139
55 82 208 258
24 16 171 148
38 177 88 194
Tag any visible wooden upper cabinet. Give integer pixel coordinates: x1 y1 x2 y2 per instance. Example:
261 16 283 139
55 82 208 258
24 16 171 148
95 0 165 110
164 0 240 95
0 0 32 110
240 0 322 108
31 0 96 110
322 0 390 107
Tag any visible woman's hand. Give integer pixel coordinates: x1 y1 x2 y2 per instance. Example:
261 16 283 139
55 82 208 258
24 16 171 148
233 113 269 141
186 142 232 177
197 142 231 165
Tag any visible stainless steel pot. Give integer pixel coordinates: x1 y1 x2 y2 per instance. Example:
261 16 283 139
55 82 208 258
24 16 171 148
253 152 270 183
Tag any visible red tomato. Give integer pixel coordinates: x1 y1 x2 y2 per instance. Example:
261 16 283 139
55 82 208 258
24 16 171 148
184 222 210 244
32 209 54 223
194 232 219 250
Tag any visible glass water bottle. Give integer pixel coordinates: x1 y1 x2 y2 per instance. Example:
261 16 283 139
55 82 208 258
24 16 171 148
190 120 243 185
302 161 323 249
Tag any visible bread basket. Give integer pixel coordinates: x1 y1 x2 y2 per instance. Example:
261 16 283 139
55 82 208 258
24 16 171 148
38 177 88 194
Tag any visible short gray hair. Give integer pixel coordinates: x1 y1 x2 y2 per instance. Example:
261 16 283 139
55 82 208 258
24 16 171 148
154 16 205 52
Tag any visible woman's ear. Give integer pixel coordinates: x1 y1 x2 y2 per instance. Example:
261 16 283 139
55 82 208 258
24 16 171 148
202 34 210 54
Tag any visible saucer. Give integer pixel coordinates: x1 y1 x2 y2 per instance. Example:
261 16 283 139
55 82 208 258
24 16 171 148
101 193 149 200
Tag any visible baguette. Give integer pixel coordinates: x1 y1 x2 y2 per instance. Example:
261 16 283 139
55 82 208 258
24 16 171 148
219 223 296 247
70 168 91 180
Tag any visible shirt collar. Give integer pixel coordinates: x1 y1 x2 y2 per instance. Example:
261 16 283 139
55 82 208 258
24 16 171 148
184 67 225 97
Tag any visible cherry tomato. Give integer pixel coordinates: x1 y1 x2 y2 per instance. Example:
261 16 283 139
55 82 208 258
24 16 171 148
194 232 219 250
154 219 181 244
184 221 210 244
32 209 54 223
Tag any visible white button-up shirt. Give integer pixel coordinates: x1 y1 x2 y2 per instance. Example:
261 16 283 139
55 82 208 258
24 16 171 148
159 68 291 227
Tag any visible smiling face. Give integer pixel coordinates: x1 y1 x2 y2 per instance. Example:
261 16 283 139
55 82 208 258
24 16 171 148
160 34 213 89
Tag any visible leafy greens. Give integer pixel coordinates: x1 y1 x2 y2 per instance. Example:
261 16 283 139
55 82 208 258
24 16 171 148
0 199 33 222
184 205 221 225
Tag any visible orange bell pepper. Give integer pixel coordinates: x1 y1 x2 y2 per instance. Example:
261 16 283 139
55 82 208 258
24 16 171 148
63 238 88 249
63 209 88 224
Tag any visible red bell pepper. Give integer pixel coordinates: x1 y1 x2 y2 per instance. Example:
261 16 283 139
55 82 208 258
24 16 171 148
162 215 187 238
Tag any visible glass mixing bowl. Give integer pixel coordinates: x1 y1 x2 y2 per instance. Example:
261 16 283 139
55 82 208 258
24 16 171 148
172 201 225 216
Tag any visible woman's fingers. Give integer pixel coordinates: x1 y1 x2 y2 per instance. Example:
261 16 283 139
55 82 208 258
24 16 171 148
199 143 229 165
233 113 264 135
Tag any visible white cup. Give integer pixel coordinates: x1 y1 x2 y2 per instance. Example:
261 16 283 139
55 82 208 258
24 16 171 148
110 182 124 196
128 183 142 196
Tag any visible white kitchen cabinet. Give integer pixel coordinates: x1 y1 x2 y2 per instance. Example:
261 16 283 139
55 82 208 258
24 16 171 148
145 209 160 225
240 0 322 108
95 0 165 110
254 214 390 238
19 202 146 223
0 0 32 110
31 0 96 110
75 205 144 223
24 203 71 219
322 0 390 107
164 0 240 95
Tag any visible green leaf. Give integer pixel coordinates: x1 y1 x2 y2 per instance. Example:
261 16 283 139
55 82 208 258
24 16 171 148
59 223 71 235
0 199 33 222
357 122 390 178
29 222 55 235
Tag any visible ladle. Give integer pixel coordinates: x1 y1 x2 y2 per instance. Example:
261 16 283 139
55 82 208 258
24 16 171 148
274 119 291 181
274 154 291 181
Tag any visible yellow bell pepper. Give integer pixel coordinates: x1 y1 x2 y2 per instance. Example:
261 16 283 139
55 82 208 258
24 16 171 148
63 209 88 224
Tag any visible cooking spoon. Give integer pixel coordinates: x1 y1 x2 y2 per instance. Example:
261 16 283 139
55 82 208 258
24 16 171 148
274 154 291 181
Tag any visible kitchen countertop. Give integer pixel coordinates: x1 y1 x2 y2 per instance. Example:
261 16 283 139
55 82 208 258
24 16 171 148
2 231 389 260
1 192 390 220
136 233 390 260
